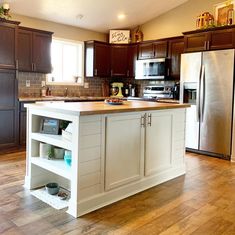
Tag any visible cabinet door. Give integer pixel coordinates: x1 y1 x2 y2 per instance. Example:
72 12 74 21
127 44 137 78
20 111 26 146
105 113 144 190
18 29 33 72
184 33 208 52
138 42 154 59
145 111 173 176
0 24 16 69
110 45 128 77
209 29 235 50
0 70 18 149
94 43 110 77
153 40 167 58
168 38 184 80
33 32 52 73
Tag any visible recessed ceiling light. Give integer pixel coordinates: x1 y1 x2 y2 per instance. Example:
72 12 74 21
118 14 126 20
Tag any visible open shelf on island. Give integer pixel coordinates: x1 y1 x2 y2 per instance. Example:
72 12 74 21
31 157 71 180
31 132 72 151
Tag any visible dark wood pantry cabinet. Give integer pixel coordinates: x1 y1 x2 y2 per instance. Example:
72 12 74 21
183 25 235 52
0 21 19 69
0 69 19 150
18 27 53 73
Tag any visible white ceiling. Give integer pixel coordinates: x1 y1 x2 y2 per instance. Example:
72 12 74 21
8 0 188 33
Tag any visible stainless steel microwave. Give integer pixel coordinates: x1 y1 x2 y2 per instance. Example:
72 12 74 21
135 58 168 80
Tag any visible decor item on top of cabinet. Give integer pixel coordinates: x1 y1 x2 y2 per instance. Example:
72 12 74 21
214 1 235 26
196 12 215 29
109 30 130 44
134 26 143 43
0 2 11 19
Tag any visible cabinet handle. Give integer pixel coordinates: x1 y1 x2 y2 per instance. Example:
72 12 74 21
141 114 146 128
34 63 36 71
111 70 113 77
204 41 207 50
127 70 129 77
207 41 210 50
32 63 34 71
15 60 18 70
94 69 98 76
147 114 152 126
167 68 170 76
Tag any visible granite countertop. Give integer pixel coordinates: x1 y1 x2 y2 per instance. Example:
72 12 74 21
25 100 190 116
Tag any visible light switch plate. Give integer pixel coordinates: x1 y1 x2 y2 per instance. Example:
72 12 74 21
26 80 30 87
41 81 46 87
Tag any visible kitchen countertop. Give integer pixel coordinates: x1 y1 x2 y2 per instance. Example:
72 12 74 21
19 96 180 103
25 100 190 116
18 96 107 102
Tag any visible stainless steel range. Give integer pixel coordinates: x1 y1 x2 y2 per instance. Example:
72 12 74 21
143 85 173 99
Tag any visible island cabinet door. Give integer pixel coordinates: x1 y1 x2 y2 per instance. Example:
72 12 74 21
105 113 144 191
145 111 173 176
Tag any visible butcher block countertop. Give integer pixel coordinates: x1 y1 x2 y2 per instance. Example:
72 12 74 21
25 100 190 116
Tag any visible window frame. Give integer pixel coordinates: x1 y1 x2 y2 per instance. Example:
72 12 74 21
46 37 85 86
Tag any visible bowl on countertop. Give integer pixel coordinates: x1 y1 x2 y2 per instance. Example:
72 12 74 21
45 182 60 195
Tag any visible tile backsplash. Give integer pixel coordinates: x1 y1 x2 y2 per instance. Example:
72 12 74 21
18 72 176 98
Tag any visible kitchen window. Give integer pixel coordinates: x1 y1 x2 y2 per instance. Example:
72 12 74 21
47 38 84 85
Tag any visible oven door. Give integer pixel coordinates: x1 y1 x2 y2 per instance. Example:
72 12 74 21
135 58 167 80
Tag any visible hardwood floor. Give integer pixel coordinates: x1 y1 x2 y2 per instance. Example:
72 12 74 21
1 152 235 235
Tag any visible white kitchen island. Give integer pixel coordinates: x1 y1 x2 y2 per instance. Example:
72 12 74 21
25 100 189 218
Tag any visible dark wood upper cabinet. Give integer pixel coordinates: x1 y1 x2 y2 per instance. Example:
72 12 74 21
183 26 235 52
0 69 18 150
18 29 32 71
85 41 110 77
18 27 53 73
110 45 128 77
0 23 17 69
168 37 184 80
138 41 167 59
153 41 167 58
209 28 235 50
184 33 208 52
138 42 154 59
33 32 52 73
127 44 137 78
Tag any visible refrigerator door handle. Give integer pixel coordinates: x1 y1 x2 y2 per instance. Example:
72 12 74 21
200 65 205 122
196 65 202 122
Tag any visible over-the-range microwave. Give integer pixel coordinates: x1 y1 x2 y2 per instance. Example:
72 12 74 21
135 58 168 80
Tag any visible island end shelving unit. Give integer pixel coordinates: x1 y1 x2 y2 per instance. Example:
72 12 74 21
24 101 189 218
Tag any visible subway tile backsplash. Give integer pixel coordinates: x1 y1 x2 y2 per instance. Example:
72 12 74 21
18 72 175 98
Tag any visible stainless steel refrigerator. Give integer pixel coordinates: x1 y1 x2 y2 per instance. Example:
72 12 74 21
180 49 235 158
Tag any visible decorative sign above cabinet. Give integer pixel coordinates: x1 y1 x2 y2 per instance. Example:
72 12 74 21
109 30 130 44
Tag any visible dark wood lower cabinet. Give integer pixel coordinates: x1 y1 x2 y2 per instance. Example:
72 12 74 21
0 69 19 150
19 111 26 145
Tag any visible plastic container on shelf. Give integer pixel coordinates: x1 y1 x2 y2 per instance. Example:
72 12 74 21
64 150 72 166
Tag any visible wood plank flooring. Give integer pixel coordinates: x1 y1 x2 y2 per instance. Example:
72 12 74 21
1 151 235 234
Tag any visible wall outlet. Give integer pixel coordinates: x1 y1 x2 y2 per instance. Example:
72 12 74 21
84 82 89 89
41 81 46 87
26 80 30 87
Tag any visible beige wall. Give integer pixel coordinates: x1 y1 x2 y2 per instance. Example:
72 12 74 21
141 0 222 40
12 13 107 42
